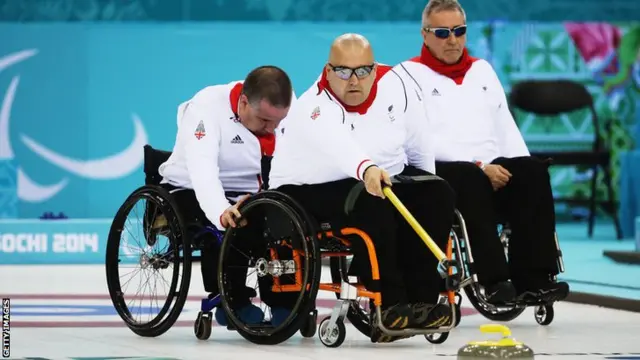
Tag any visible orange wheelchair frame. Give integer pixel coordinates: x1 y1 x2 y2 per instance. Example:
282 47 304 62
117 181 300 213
265 185 461 347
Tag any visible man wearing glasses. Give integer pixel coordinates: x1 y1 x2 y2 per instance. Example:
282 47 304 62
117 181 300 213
396 0 569 305
269 33 455 343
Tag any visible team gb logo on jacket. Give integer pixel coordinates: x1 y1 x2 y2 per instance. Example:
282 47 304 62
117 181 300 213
194 120 206 140
310 106 320 120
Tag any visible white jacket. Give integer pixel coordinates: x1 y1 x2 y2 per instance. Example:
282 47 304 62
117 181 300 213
396 59 530 164
159 81 294 229
270 65 435 188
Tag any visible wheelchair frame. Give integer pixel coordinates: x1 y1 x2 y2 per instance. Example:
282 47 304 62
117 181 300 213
449 209 566 326
213 180 462 347
105 145 567 348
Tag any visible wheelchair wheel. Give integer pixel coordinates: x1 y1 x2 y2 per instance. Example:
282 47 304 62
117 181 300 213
452 214 525 323
425 331 449 344
329 256 372 337
218 190 322 345
105 185 192 337
534 304 554 325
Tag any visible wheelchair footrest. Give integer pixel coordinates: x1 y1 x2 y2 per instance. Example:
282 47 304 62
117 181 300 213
201 295 221 313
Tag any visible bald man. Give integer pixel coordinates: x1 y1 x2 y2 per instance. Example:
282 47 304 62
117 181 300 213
269 34 455 343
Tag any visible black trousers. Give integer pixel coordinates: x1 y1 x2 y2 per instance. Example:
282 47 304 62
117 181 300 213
435 156 559 289
277 166 455 309
163 187 231 295
165 186 294 308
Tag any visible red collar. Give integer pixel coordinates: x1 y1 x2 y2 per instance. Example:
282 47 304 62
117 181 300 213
316 64 392 114
229 82 243 118
228 82 275 156
410 44 478 85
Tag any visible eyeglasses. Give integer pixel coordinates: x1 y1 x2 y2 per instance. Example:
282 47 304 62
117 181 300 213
424 25 467 39
329 63 375 80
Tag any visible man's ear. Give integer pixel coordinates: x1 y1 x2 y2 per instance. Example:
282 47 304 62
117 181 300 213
421 27 428 42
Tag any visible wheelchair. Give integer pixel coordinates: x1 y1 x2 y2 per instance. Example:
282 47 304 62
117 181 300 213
444 157 566 327
105 145 463 347
105 145 565 347
322 185 567 343
448 205 566 327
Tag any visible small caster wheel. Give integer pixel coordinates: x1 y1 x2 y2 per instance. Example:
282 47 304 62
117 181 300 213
318 317 346 348
194 311 213 340
425 331 449 344
534 304 554 326
300 309 317 338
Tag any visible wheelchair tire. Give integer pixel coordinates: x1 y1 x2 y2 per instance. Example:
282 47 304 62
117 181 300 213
425 331 449 344
318 316 346 348
534 304 554 326
105 185 192 337
218 190 322 345
329 256 372 337
194 313 213 340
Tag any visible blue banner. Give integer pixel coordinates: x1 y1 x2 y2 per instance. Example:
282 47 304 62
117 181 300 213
1 22 485 220
0 219 110 264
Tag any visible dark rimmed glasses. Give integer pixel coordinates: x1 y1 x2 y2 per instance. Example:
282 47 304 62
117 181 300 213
329 63 375 80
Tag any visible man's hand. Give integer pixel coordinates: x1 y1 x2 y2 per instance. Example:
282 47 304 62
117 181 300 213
363 166 392 198
220 194 250 229
483 164 512 190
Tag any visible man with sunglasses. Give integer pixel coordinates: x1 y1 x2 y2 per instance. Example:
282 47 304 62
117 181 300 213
396 0 569 305
158 65 296 329
269 33 455 343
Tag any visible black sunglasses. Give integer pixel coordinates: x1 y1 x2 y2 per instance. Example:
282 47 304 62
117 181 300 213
424 25 467 39
329 63 375 80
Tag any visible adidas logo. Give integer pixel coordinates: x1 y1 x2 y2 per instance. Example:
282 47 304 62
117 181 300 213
231 135 243 144
431 88 440 96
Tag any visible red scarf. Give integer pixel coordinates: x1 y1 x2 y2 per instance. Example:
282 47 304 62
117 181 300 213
316 64 392 114
229 82 275 156
410 44 478 85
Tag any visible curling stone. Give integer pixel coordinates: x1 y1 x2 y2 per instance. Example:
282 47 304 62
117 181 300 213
457 324 534 359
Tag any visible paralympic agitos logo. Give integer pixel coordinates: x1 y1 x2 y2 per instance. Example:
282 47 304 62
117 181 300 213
0 49 149 203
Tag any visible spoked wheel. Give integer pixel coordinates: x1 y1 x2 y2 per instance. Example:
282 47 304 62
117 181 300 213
329 256 372 337
534 304 554 325
218 190 322 345
451 219 525 322
105 185 192 337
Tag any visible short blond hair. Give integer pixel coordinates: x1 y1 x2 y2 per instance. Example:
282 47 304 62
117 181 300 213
421 0 466 28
